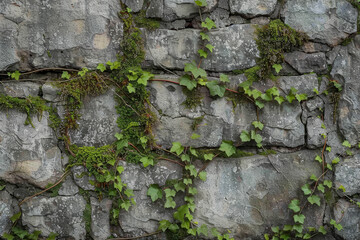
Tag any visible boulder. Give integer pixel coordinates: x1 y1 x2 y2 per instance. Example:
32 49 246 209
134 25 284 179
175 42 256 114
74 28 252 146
229 0 278 18
284 52 327 74
90 197 112 240
334 199 360 240
0 190 15 236
335 154 360 196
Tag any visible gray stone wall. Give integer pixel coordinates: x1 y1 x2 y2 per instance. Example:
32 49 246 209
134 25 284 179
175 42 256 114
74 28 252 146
1 0 360 239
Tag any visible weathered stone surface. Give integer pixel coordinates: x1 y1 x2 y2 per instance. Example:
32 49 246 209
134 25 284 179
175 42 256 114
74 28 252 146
70 88 119 147
124 0 144 12
0 0 122 70
229 0 277 18
0 82 40 98
118 160 182 234
144 24 258 71
301 96 324 123
0 110 63 188
195 151 324 238
42 82 62 102
210 8 231 28
163 0 199 21
302 42 331 53
260 102 305 148
278 73 319 97
284 51 327 74
90 197 112 240
0 190 14 236
335 155 360 196
331 35 360 145
58 176 79 196
307 117 326 149
334 199 360 240
72 166 96 191
146 0 164 18
21 195 86 240
282 0 358 46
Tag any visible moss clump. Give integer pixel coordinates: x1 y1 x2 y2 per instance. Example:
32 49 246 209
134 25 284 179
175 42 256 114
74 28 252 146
255 19 307 79
134 10 160 30
181 88 203 109
83 203 92 234
259 149 277 156
191 115 205 131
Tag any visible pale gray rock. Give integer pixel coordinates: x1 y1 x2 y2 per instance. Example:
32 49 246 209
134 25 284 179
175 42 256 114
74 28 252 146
21 195 86 240
145 24 258 71
331 35 360 145
90 197 112 240
58 176 79 196
302 42 331 53
301 97 324 123
194 151 324 238
282 0 358 46
118 160 182 234
326 45 341 65
335 155 360 196
250 17 271 25
0 110 63 188
306 117 326 149
0 15 19 70
41 82 62 102
0 190 14 236
0 82 40 98
278 74 319 97
334 199 360 240
284 51 327 74
69 88 119 147
210 8 230 28
163 0 199 21
146 0 164 18
124 0 144 12
229 0 278 18
72 166 96 191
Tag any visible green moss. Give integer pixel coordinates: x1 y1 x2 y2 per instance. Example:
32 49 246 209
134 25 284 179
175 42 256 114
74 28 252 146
258 149 277 156
225 149 254 158
244 66 261 82
191 115 204 131
83 203 92 234
255 19 307 79
166 228 189 240
181 88 203 109
45 182 63 197
232 69 246 75
134 10 160 30
341 37 353 46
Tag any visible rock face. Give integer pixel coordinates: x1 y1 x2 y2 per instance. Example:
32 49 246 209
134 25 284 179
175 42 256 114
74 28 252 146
21 195 87 240
282 0 358 46
195 151 324 239
229 0 278 17
334 199 360 240
335 155 360 196
284 52 327 74
0 190 15 236
90 197 112 240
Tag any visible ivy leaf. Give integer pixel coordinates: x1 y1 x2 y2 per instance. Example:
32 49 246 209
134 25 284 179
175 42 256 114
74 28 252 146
272 64 282 73
293 224 303 233
294 214 305 224
317 184 325 193
185 165 198 177
197 224 208 236
303 233 311 239
189 147 198 157
271 226 280 233
147 184 163 202
127 83 136 93
283 225 293 231
184 178 192 185
211 227 221 237
191 133 201 139
288 199 300 213
315 155 322 163
0 185 5 191
273 96 284 105
206 44 215 53
330 219 343 231
121 200 132 211
219 141 236 157
187 228 197 236
204 153 214 161
295 93 308 102
47 233 58 240
310 174 318 181
165 197 176 209
342 140 351 148
199 171 207 181
185 62 207 79
324 180 332 188
174 204 190 222
195 0 207 6
78 67 88 77
326 163 333 171
169 224 179 232
117 166 124 174
252 89 262 99
124 188 134 197
332 157 340 164
2 233 14 240
174 182 186 192
338 185 346 192
198 49 208 58
206 81 226 97
318 226 327 235
97 63 106 72
137 71 153 86
261 92 272 101
301 184 312 195
253 134 262 145
61 71 71 80
188 187 198 195
326 146 331 152
252 121 264 130
140 157 154 167
307 195 321 206
8 70 21 80
220 74 230 83
200 32 210 41
158 220 171 232
10 212 21 223
255 100 264 109
181 154 191 163
286 94 296 103
179 75 197 91
201 17 216 30
164 188 176 198
240 130 251 142
170 142 184 155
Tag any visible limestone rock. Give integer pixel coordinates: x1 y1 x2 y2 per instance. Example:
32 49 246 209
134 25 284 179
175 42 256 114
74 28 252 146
306 117 326 149
0 15 20 70
334 199 360 240
72 166 96 191
0 82 41 98
284 51 327 74
282 0 358 46
146 0 164 18
194 151 324 238
335 155 360 196
21 195 87 240
0 190 15 236
58 176 79 196
163 0 199 21
69 88 119 147
90 197 112 240
0 110 63 188
229 0 278 18
144 24 258 71
278 74 319 97
331 35 360 145
124 0 144 12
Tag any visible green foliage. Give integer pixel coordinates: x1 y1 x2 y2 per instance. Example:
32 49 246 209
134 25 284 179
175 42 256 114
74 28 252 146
147 184 163 202
219 141 236 157
8 70 21 80
133 10 160 30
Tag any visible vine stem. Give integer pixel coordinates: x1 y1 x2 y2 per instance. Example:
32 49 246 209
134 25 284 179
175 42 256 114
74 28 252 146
108 230 162 240
0 67 79 76
157 157 185 167
321 138 327 178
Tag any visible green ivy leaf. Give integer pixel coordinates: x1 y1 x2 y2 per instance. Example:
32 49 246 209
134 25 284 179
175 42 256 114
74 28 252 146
189 147 198 157
252 89 262 99
204 153 215 161
12 227 28 239
169 224 179 232
271 226 280 233
315 155 322 163
140 157 154 167
121 200 132 211
61 71 71 80
211 227 221 237
164 188 176 198
330 219 343 231
301 184 312 195
78 67 88 77
198 49 208 58
317 184 325 193
184 178 192 185
288 199 300 213
185 165 198 177
338 185 346 192
294 214 305 224
296 93 308 102
174 182 186 192
220 74 230 83
272 64 283 73
46 233 58 240
201 17 216 30
326 163 333 171
206 44 215 53
174 204 190 222
147 184 163 202
126 83 136 93
303 233 311 239
310 174 318 181
252 121 264 130
199 171 207 181
275 96 285 105
342 140 351 148
165 197 176 208
137 71 153 86
253 133 262 145
261 92 272 101
200 32 210 41
179 75 197 91
283 225 293 231
240 130 251 142
97 63 106 72
185 62 207 79
195 0 207 6
188 187 198 195
158 220 171 232
332 157 340 164
323 180 332 188
326 146 331 152
318 226 327 235
219 141 236 157
206 81 226 97
10 212 21 223
124 188 134 197
170 142 184 155
286 94 295 103
0 185 5 191
181 154 191 163
187 228 197 236
197 224 208 236
255 100 264 109
293 224 303 233
307 195 321 206
191 133 201 139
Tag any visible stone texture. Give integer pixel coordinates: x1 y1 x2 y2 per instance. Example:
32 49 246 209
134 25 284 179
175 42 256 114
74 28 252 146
58 176 79 196
284 51 327 74
335 155 360 196
124 0 144 12
0 110 63 188
334 199 360 240
163 0 199 21
72 166 96 191
229 0 278 18
21 195 87 240
194 151 324 239
306 117 326 149
0 190 15 236
118 160 183 234
69 88 119 147
144 24 258 71
0 82 41 98
331 35 360 145
282 0 358 46
90 197 112 240
278 74 319 97
146 0 164 18
0 0 122 70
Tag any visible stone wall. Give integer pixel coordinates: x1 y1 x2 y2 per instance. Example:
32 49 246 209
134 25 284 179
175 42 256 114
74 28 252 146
1 0 360 239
